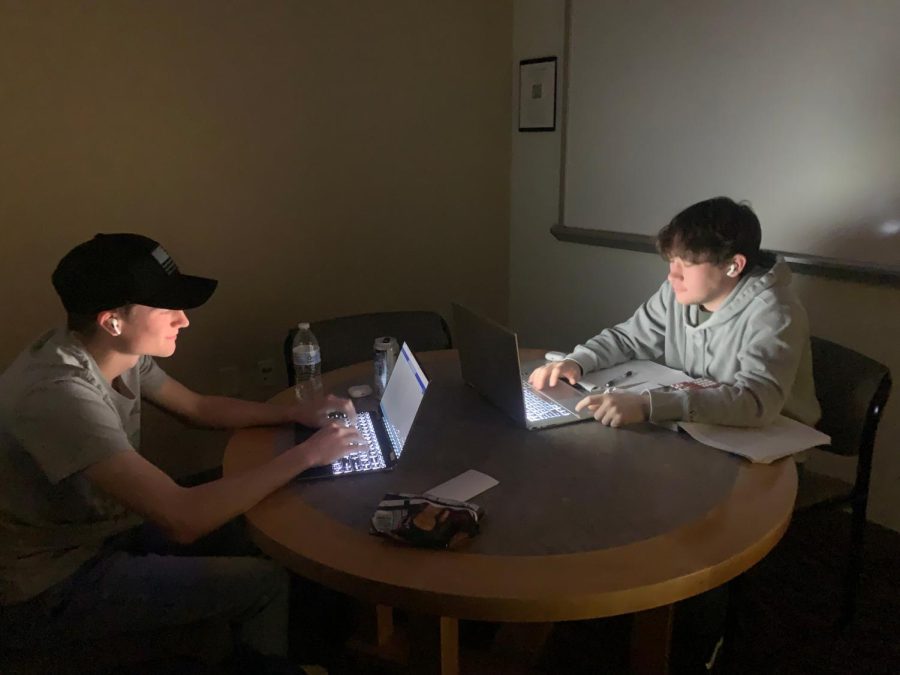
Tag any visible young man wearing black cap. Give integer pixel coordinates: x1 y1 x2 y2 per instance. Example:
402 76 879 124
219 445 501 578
0 234 359 669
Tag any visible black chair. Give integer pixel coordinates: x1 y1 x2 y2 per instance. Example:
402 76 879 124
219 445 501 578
722 337 891 667
795 336 892 626
283 310 452 385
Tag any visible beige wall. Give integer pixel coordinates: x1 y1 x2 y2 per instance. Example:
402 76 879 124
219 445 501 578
0 2 512 474
511 0 900 531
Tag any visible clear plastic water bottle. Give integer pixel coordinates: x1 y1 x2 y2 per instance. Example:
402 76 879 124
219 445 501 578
292 322 323 401
373 336 399 398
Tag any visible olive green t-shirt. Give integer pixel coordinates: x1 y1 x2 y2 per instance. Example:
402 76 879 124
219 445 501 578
0 329 166 604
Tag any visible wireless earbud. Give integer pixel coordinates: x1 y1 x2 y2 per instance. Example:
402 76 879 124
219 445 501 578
726 263 738 277
110 318 121 336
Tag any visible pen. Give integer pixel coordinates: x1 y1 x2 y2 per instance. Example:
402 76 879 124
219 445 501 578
604 370 634 388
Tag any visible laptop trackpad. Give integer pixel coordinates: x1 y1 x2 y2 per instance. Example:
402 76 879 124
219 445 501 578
544 380 589 413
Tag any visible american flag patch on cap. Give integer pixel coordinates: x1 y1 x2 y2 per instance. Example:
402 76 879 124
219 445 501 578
151 245 178 274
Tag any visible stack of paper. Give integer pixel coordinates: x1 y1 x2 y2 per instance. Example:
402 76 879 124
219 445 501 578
676 416 830 464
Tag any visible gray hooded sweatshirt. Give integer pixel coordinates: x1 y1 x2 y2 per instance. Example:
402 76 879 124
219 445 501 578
566 259 821 427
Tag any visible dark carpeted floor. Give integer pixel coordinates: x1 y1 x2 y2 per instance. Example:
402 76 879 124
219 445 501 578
725 508 900 675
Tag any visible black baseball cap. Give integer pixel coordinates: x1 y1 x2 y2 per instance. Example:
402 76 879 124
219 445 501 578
52 233 218 314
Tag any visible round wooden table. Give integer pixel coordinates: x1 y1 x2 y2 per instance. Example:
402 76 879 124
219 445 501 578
224 350 797 674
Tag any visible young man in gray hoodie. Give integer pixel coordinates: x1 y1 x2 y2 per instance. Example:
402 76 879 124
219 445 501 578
530 196 821 428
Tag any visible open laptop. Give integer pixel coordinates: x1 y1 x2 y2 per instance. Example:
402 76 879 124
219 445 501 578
452 303 592 430
294 342 430 480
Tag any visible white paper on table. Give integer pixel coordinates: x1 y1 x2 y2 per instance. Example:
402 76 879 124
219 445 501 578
577 359 690 393
676 415 831 464
425 470 499 502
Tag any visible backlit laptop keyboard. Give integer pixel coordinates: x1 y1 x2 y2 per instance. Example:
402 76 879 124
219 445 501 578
521 380 571 422
331 411 387 475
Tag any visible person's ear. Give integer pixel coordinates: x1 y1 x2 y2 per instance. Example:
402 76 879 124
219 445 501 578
726 255 747 278
97 311 121 336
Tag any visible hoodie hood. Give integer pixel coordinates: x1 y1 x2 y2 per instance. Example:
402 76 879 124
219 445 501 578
690 257 792 329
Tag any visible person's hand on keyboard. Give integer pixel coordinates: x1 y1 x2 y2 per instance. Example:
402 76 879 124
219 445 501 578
292 393 357 428
294 421 367 467
575 391 650 427
529 359 582 390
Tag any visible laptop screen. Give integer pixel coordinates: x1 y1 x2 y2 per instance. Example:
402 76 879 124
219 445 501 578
379 343 429 454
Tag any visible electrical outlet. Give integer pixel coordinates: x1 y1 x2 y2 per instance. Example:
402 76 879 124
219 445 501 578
219 366 240 396
257 359 276 386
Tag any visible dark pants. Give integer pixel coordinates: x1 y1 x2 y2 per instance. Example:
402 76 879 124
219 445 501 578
1 480 290 658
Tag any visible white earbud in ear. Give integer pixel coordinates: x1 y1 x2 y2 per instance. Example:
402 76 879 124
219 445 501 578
110 318 121 336
726 263 738 277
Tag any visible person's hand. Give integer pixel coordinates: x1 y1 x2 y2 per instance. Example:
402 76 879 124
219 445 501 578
575 391 650 427
292 421 366 468
291 393 356 428
529 359 582 390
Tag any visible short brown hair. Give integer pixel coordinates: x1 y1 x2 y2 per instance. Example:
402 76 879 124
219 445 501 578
657 197 762 270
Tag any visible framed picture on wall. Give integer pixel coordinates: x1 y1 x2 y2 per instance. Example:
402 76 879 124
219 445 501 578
518 56 557 132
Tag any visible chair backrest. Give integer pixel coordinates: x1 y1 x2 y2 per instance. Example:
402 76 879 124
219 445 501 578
810 336 891 458
283 310 452 384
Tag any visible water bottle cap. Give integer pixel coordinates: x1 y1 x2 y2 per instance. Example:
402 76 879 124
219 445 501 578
298 322 310 329
374 336 395 351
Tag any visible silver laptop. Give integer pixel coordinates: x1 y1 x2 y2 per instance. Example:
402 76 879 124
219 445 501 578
294 342 430 479
452 303 592 430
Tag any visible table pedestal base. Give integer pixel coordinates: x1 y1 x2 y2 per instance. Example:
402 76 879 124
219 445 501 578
631 604 674 675
359 605 674 675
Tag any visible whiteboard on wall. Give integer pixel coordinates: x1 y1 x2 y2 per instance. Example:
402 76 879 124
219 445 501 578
563 0 900 267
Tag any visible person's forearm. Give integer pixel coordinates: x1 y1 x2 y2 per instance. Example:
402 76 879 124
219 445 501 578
568 283 669 374
166 448 310 543
191 395 295 429
648 383 781 427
